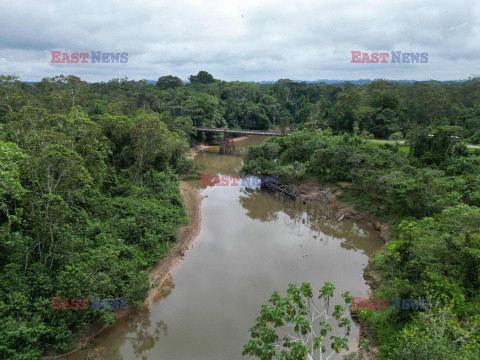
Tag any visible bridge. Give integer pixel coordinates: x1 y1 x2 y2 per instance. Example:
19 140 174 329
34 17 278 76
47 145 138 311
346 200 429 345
195 127 289 154
195 127 290 137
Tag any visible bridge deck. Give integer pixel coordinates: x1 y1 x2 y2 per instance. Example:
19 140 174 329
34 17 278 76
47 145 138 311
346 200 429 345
195 127 289 136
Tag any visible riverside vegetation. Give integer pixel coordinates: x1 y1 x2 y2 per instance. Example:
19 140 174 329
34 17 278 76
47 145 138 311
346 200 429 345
241 129 480 359
1 72 480 359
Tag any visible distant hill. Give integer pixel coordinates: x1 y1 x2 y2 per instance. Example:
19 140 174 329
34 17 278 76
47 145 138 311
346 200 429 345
254 79 467 85
18 78 468 85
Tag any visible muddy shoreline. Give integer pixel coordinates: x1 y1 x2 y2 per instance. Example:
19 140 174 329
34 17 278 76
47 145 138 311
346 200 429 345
188 136 249 159
144 181 203 306
289 178 393 242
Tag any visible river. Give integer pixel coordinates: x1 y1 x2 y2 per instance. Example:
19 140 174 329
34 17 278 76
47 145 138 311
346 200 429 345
68 136 384 360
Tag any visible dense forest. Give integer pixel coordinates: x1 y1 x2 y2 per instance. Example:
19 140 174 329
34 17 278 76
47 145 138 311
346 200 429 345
1 72 480 359
0 75 194 359
5 72 480 144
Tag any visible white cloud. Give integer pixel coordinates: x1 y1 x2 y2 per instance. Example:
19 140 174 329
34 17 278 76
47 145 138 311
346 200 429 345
0 0 479 81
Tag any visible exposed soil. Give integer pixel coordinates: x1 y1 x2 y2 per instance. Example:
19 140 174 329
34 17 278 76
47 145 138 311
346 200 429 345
293 178 394 242
350 258 383 360
188 144 210 159
188 136 249 159
145 181 203 306
43 137 248 358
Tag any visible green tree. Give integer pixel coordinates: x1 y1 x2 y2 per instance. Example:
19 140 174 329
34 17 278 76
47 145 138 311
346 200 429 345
389 132 403 141
0 75 24 118
131 112 187 185
156 75 183 90
0 141 28 232
38 75 91 111
391 299 480 360
409 125 467 165
242 282 368 360
189 71 216 84
0 141 27 202
280 116 290 135
174 116 196 139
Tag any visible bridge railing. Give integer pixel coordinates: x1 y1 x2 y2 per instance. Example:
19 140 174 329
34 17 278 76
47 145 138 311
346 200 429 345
195 127 289 136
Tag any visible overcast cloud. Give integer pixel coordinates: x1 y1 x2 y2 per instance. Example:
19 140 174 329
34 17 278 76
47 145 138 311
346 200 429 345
0 0 479 82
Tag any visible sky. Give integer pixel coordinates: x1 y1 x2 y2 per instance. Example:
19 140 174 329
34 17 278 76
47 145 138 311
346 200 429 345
1 0 479 82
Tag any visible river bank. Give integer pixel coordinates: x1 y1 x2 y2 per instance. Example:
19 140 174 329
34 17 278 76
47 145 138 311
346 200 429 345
145 137 258 298
145 181 203 306
188 136 249 159
189 142 386 359
40 180 204 359
283 178 393 242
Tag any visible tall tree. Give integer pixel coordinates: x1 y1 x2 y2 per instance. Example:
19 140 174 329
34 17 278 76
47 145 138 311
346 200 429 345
156 75 183 90
189 71 216 84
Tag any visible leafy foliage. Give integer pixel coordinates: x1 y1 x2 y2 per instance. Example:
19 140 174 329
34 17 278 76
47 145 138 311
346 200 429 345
242 282 368 360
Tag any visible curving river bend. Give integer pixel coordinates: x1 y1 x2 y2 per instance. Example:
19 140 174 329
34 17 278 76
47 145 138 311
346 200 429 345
69 136 383 360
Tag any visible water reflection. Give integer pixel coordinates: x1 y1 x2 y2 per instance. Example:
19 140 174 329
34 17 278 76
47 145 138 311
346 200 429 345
125 278 175 359
238 188 280 222
127 313 168 360
237 186 381 256
70 279 175 360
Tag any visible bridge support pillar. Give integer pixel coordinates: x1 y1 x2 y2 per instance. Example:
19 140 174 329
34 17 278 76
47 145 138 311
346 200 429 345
219 132 235 154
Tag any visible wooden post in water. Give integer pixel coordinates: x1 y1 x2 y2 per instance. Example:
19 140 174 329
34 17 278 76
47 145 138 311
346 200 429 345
219 131 235 154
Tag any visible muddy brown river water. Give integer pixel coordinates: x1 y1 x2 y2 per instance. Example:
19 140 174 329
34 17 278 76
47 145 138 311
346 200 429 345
69 136 384 360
